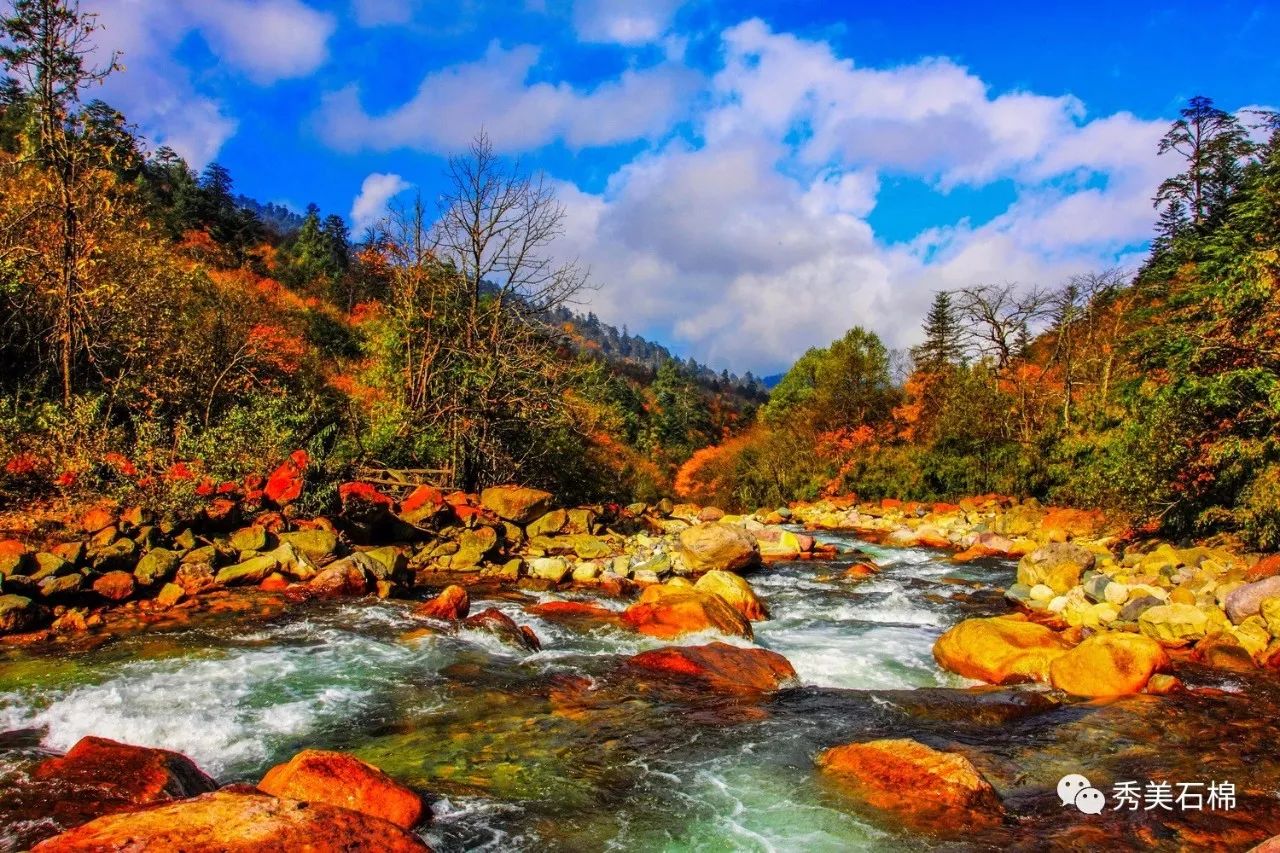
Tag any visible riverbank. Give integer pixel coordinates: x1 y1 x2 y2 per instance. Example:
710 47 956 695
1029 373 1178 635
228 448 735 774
4 480 1280 849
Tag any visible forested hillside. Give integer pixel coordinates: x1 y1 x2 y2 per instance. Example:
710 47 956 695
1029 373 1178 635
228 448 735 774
679 98 1280 549
0 4 754 513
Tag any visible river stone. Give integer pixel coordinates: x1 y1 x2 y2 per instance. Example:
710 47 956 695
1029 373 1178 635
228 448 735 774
480 485 554 524
528 557 570 583
364 547 406 579
694 570 769 621
258 749 425 830
676 523 759 573
215 554 279 586
527 510 567 537
266 543 318 581
933 616 1068 684
1138 603 1221 644
1119 594 1164 622
134 548 180 587
452 527 498 569
1016 543 1096 595
30 789 429 852
29 552 71 582
1049 632 1169 697
565 508 597 534
627 642 797 693
39 573 82 598
1224 576 1280 624
228 525 268 553
90 537 136 571
92 571 135 602
156 583 185 607
570 534 613 560
0 594 44 632
816 738 1003 830
277 529 337 563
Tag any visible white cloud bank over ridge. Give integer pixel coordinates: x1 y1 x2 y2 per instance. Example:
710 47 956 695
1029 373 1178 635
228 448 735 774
351 172 412 232
551 20 1167 372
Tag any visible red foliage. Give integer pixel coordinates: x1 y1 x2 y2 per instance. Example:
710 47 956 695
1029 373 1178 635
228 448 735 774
165 462 195 481
55 469 79 488
103 453 139 478
4 452 38 477
264 450 308 506
338 481 395 509
246 324 306 377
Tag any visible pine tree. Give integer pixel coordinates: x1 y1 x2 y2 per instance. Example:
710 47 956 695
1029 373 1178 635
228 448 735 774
912 290 964 370
1154 96 1253 229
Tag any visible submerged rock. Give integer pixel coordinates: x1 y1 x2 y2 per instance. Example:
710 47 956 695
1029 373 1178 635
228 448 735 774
816 738 1003 831
258 749 425 829
31 790 430 852
676 523 759 573
627 642 796 693
933 616 1068 684
463 607 541 651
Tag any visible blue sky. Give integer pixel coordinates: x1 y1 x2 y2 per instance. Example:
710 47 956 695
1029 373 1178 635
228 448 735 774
89 0 1278 374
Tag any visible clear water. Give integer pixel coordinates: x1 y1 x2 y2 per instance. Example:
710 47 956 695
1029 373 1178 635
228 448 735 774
4 533 1279 851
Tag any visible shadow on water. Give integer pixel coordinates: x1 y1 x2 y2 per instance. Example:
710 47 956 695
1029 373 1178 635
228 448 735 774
3 533 1280 851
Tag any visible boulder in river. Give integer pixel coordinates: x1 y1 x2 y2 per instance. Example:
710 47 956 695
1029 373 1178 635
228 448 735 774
0 593 46 633
91 571 135 602
463 607 541 651
676 523 759 573
693 570 769 621
258 749 425 829
621 584 753 640
30 789 429 852
816 738 1003 831
415 584 469 620
933 615 1068 684
627 642 796 693
1048 632 1169 696
32 736 216 826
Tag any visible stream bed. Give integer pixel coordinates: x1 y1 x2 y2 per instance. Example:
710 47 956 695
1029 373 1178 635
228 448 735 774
3 532 1280 851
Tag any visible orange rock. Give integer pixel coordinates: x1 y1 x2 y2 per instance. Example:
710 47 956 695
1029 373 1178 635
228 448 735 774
933 616 1068 684
1048 632 1170 697
308 562 368 598
817 738 1002 831
526 600 618 620
400 485 446 526
627 642 796 693
92 571 135 602
1040 507 1105 541
621 585 753 640
259 573 290 592
1245 554 1280 583
693 570 769 621
264 450 308 506
479 485 554 524
844 562 879 580
464 607 541 651
80 507 115 534
31 789 430 852
415 585 470 620
33 736 216 822
258 749 425 829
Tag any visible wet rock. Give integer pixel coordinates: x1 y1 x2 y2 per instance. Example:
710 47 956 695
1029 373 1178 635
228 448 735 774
621 584 753 640
1048 632 1169 697
277 529 337 563
30 789 430 852
258 749 425 829
569 534 613 560
451 526 498 569
133 548 180 587
1225 576 1280 624
32 736 216 826
0 593 46 632
525 556 568 583
463 607 541 651
30 551 71 580
91 570 135 602
627 642 796 693
365 546 407 579
758 529 813 559
480 485 553 524
156 582 185 607
933 616 1068 684
175 562 217 597
1138 603 1224 645
676 523 760 573
1016 543 1096 595
228 525 268 552
308 559 370 598
399 484 447 527
415 584 470 620
526 600 618 621
693 570 769 621
39 573 83 597
527 509 567 537
816 738 1002 831
215 553 279 586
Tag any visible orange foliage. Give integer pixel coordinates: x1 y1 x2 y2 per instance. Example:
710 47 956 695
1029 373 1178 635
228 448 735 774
246 324 306 376
674 432 755 501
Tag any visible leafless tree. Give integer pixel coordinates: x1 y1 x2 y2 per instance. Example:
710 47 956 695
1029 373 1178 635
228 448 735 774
954 283 1053 369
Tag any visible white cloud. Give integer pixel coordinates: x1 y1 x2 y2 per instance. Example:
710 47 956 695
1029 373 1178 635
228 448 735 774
351 173 412 232
572 0 683 45
546 19 1169 373
89 0 335 166
317 42 700 153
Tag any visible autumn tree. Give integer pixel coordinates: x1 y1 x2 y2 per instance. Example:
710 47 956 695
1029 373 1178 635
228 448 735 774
1 0 119 403
954 283 1052 370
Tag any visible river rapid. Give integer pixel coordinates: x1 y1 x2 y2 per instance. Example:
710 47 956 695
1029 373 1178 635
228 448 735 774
3 532 1280 851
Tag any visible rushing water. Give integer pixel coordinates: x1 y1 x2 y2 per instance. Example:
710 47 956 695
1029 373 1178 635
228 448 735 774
3 533 1280 851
